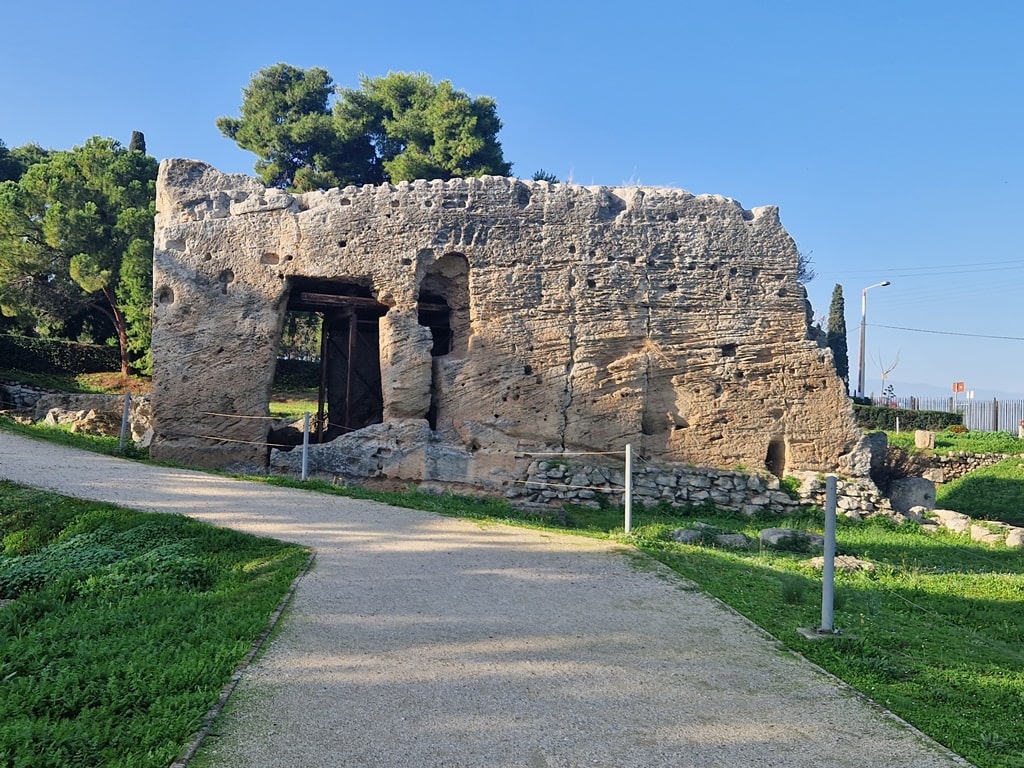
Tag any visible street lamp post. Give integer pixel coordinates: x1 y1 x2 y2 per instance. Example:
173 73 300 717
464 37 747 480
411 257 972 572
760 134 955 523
857 281 891 399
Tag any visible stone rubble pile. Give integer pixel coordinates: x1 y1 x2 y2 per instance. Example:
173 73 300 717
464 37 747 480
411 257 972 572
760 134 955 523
0 381 153 447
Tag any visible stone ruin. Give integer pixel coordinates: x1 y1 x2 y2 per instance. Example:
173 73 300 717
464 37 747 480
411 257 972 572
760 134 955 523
149 159 863 492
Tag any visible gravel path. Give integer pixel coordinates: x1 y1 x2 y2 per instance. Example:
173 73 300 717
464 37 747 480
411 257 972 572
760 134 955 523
0 431 972 767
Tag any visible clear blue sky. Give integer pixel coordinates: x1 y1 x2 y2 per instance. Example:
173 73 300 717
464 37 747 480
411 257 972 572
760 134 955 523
4 0 1022 398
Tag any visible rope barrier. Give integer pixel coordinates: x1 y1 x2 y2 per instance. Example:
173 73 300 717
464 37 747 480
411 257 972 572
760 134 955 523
197 434 295 448
520 449 625 457
513 478 624 493
202 411 282 421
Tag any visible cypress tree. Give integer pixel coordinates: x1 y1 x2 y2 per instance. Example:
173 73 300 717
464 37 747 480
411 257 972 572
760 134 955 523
129 131 146 153
826 284 849 390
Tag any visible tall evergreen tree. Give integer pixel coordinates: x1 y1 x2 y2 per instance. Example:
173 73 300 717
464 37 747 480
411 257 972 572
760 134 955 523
129 131 146 153
826 284 849 390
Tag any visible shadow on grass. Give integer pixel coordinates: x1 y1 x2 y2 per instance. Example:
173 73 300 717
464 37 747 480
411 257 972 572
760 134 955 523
938 466 1024 526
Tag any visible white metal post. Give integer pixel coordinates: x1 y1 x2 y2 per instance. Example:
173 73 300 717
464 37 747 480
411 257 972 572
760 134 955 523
821 474 838 633
624 443 633 534
301 412 310 482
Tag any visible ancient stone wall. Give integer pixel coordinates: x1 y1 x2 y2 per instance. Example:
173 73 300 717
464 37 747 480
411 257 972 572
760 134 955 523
150 160 862 484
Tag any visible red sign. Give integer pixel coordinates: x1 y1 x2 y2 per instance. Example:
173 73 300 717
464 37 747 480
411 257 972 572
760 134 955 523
952 382 965 393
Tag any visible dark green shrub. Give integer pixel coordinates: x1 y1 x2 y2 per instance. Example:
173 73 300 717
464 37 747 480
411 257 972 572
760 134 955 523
0 334 119 375
273 358 320 390
853 404 961 432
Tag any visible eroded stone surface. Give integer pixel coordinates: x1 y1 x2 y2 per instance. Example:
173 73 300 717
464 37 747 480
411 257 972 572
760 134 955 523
151 160 861 485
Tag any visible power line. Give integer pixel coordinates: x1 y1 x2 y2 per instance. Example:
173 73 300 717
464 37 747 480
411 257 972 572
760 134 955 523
871 323 1024 341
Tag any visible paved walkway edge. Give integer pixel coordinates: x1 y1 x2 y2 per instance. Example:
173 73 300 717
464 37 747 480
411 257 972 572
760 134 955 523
170 549 318 768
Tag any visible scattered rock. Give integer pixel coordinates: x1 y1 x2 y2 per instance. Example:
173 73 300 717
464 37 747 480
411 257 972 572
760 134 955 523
888 477 936 514
803 555 875 572
671 528 707 545
928 508 971 534
714 533 751 549
760 528 824 552
970 524 1004 545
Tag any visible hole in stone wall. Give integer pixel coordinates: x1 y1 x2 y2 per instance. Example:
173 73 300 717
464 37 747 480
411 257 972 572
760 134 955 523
217 269 234 294
765 438 787 478
418 253 470 429
262 253 280 265
721 344 737 357
419 292 452 356
284 278 388 443
156 286 174 305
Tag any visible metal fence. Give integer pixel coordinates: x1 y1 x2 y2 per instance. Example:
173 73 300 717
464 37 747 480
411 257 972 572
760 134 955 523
876 396 1024 433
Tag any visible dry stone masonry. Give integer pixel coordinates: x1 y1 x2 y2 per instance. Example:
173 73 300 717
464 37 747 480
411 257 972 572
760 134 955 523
150 160 863 489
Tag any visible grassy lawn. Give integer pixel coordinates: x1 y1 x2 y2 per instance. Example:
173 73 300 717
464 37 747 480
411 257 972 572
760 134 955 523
937 458 1024 527
887 428 1024 527
887 428 1024 456
0 482 311 768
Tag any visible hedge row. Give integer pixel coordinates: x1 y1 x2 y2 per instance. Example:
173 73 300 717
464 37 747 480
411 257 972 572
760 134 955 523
853 403 962 432
0 334 120 375
273 358 320 390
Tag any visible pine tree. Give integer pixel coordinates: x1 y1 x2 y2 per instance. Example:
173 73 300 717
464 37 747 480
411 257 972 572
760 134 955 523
826 284 849 390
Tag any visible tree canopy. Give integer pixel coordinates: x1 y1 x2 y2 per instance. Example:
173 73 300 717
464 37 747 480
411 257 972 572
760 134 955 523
218 65 512 191
0 136 158 374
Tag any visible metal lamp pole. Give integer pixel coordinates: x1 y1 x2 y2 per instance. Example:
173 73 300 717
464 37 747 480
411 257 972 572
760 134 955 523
857 281 890 399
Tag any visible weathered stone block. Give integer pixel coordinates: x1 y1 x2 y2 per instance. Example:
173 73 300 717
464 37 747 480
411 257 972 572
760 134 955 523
914 430 936 450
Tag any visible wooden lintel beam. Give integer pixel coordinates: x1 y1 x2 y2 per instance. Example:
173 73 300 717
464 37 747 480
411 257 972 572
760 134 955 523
289 291 449 313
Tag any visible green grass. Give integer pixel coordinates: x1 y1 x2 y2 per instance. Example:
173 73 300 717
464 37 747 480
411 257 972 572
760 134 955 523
0 482 311 768
887 428 1024 456
937 457 1024 526
268 394 320 422
0 414 149 459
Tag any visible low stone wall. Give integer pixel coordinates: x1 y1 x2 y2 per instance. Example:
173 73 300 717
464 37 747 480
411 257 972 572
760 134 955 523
0 379 51 411
508 458 892 519
918 452 1020 483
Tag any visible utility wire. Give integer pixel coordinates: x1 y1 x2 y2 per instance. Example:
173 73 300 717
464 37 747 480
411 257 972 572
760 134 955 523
871 323 1024 342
